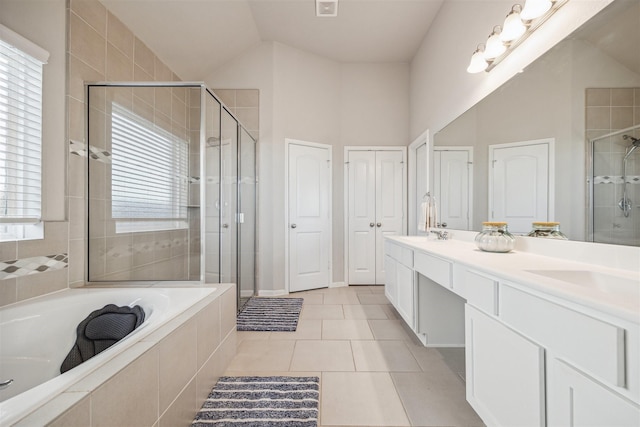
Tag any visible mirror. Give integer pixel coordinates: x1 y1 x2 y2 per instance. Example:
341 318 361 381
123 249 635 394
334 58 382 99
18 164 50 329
434 0 640 246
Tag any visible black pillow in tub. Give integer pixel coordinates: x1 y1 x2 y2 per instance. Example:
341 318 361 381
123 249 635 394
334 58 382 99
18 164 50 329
60 304 145 374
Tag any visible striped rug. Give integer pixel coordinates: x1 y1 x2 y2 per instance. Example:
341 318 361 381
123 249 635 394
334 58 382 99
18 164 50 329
192 376 319 426
236 297 303 332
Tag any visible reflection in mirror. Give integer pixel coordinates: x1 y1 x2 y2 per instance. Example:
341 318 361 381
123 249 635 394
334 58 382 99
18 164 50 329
88 84 202 281
434 0 640 246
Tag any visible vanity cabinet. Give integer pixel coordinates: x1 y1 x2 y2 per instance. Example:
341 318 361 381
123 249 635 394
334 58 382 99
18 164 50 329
465 305 546 427
384 241 414 327
548 358 640 426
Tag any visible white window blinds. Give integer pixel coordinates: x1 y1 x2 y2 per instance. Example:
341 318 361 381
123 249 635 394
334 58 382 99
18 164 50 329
111 103 189 233
0 25 48 241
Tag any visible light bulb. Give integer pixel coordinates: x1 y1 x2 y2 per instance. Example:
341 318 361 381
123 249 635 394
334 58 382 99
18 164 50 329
520 0 552 20
501 6 527 42
467 46 489 73
483 27 506 60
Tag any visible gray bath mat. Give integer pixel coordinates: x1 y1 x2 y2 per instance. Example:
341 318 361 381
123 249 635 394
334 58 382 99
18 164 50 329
192 376 319 426
236 297 303 332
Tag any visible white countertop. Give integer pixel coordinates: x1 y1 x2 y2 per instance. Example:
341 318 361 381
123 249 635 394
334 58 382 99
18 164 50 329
387 235 640 324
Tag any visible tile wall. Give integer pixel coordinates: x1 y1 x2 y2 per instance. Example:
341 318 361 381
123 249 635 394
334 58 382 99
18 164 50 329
214 89 260 140
586 87 640 245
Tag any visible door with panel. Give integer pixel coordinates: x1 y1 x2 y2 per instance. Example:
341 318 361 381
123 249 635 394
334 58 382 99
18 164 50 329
288 142 331 292
433 148 472 230
347 149 405 285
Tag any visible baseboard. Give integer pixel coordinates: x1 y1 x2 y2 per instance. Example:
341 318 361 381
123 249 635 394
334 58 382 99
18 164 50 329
257 289 288 297
240 290 254 297
330 281 346 288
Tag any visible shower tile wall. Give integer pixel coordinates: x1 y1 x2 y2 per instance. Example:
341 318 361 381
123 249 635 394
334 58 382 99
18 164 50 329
214 89 260 140
586 87 640 246
67 0 198 284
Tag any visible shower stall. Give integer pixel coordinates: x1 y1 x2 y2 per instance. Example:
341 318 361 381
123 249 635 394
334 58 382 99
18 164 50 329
86 83 256 309
588 124 640 246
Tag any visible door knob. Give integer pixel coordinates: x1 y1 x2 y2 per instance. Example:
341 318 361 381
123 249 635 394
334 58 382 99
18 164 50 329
376 223 382 227
369 222 375 227
291 224 297 229
222 223 229 228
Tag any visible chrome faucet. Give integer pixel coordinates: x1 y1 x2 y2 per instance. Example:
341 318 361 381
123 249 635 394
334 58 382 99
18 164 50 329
430 229 450 240
0 379 14 390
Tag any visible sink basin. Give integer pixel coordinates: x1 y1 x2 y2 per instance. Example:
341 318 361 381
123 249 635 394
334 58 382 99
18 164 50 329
525 269 640 298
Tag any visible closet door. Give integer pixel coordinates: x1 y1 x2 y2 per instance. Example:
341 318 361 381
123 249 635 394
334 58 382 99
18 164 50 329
347 149 405 285
347 151 377 284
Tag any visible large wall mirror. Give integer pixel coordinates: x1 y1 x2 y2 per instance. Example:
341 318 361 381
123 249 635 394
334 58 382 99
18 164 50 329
434 0 640 246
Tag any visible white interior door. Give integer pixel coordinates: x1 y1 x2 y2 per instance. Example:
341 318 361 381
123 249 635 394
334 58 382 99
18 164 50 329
415 143 429 236
288 142 331 292
347 151 377 284
489 140 552 234
434 148 472 230
347 149 405 285
375 150 404 284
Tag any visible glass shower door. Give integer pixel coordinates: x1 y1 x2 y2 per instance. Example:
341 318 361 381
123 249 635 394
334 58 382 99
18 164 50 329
220 109 238 284
204 91 221 282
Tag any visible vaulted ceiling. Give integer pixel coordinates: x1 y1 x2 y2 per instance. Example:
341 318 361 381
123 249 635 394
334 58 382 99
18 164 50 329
100 0 445 80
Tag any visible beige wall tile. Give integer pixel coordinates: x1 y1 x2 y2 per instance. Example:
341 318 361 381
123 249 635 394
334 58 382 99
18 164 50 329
134 38 155 77
68 196 86 240
17 221 68 258
0 241 17 261
586 106 611 130
214 89 235 108
585 88 610 107
612 106 634 129
68 97 85 144
69 55 104 102
69 12 106 75
105 234 133 274
158 319 198 412
0 278 17 307
91 349 159 427
106 42 133 81
155 58 172 81
196 298 221 368
611 88 634 106
68 154 86 199
88 106 106 149
70 0 106 37
16 268 68 302
133 88 155 114
48 395 91 427
172 94 187 127
155 87 172 117
107 12 134 59
159 379 198 427
68 238 85 285
235 89 259 108
220 285 237 336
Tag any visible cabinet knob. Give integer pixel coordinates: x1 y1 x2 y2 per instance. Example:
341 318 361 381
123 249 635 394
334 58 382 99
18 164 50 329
370 222 375 227
377 223 382 227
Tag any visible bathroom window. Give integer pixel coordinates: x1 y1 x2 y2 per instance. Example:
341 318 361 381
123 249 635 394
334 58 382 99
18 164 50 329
110 103 189 233
0 25 48 241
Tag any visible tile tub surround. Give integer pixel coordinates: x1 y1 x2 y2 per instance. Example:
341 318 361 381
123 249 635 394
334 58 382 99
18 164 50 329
12 283 237 427
227 286 483 427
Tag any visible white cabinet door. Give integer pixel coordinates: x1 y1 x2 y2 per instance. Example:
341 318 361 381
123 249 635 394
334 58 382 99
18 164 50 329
395 262 414 328
548 358 640 427
466 305 546 427
384 255 397 306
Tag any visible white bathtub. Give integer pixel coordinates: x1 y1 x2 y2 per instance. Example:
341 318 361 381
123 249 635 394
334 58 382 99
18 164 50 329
0 286 217 425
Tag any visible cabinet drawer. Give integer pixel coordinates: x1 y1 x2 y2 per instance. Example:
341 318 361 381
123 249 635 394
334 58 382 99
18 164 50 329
385 241 401 261
464 269 498 316
414 252 452 288
399 246 413 268
385 241 413 268
501 285 625 388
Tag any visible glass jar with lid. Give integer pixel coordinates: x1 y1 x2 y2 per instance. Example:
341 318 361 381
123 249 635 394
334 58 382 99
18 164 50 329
474 222 516 253
527 222 568 239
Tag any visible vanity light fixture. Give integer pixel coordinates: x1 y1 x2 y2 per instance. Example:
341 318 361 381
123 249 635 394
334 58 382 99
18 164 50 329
316 0 338 17
484 26 507 59
500 5 527 43
466 0 568 73
520 0 553 20
467 44 490 73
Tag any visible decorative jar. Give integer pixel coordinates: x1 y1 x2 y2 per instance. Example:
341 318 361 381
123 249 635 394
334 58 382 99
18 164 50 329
474 222 515 253
527 222 568 239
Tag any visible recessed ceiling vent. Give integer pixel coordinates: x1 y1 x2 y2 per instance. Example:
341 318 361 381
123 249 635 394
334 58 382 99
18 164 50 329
316 0 338 17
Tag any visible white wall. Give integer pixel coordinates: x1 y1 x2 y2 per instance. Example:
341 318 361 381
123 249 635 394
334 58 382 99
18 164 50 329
0 0 67 221
206 42 409 292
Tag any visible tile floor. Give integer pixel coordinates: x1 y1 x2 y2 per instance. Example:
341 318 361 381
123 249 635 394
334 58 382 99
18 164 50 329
225 285 484 427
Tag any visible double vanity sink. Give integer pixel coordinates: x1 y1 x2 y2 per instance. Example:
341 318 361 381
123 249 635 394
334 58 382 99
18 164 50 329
384 233 640 427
